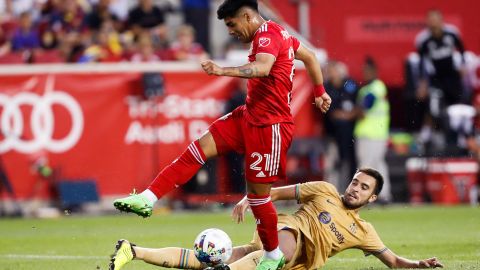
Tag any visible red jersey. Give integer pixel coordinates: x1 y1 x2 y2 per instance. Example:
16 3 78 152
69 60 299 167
245 20 300 126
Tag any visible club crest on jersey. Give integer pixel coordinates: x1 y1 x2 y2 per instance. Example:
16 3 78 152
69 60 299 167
318 211 331 224
259 37 271 47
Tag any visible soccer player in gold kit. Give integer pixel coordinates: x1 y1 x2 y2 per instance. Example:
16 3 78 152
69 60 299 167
109 168 443 270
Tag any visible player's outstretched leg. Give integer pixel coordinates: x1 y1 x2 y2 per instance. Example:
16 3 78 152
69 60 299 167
109 239 136 270
113 190 153 218
113 139 210 218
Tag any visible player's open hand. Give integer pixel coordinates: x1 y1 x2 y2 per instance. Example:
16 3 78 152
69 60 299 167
201 60 223 76
419 257 443 268
315 92 332 113
231 196 249 224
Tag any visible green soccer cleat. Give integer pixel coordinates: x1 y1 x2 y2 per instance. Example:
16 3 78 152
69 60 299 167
256 255 286 270
113 190 153 218
109 239 136 270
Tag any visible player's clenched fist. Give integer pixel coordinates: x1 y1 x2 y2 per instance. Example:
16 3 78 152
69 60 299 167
315 92 332 113
201 60 223 76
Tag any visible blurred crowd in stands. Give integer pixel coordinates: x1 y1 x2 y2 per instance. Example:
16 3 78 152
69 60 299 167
0 0 212 64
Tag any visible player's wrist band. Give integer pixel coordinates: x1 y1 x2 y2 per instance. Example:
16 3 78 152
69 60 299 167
313 85 326 97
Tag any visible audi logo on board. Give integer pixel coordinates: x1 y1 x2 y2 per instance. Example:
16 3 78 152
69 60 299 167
0 91 84 154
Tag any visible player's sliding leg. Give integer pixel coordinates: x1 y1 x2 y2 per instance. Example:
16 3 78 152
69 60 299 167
246 183 285 270
135 247 203 269
113 133 218 217
110 240 255 270
110 240 203 270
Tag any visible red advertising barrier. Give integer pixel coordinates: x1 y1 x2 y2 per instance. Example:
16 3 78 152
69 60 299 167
425 159 478 205
0 64 317 199
406 157 427 204
407 157 478 204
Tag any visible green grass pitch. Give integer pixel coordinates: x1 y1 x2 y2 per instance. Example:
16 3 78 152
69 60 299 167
0 205 479 270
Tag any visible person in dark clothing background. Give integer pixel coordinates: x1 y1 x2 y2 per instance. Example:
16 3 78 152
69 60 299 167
127 0 173 48
181 0 210 54
324 60 358 191
415 9 468 153
84 0 121 32
416 9 466 106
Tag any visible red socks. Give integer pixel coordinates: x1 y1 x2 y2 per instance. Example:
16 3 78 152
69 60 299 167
247 194 279 251
148 140 206 198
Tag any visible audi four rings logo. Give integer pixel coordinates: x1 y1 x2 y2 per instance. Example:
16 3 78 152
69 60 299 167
0 91 84 154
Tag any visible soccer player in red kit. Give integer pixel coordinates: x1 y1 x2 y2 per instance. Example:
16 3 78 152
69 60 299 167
113 1 331 269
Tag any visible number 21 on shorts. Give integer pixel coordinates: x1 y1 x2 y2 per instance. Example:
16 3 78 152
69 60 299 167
249 152 276 177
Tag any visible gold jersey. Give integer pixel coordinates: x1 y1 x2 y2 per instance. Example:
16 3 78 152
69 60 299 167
252 181 387 269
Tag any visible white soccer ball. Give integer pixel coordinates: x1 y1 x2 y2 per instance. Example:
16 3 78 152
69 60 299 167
193 228 233 266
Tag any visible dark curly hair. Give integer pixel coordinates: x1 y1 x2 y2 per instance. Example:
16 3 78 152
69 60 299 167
217 0 258 20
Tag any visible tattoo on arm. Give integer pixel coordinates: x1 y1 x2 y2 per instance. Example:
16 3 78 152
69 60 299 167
223 63 262 78
240 67 254 77
239 65 259 78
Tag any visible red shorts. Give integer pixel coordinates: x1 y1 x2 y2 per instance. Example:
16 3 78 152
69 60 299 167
209 106 294 184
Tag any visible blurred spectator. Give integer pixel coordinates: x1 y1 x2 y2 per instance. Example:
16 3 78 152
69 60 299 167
39 28 58 50
415 9 468 153
48 0 87 35
181 0 210 53
78 20 122 62
84 0 121 32
0 22 12 56
416 9 467 105
354 57 391 202
46 0 89 62
0 0 12 20
11 11 40 51
403 52 427 132
0 0 43 21
168 24 208 62
88 0 130 21
108 0 130 21
57 31 85 62
129 31 160 63
39 0 61 20
127 0 172 48
324 60 358 191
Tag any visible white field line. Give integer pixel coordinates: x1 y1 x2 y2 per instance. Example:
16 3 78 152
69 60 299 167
0 254 105 260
